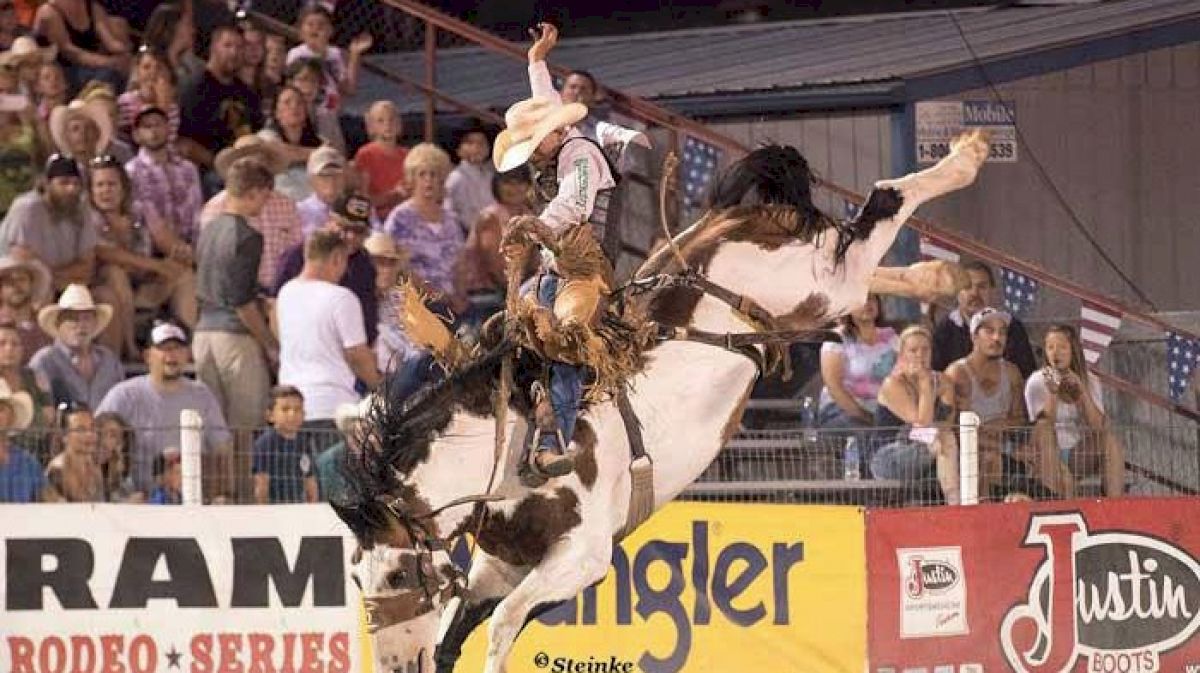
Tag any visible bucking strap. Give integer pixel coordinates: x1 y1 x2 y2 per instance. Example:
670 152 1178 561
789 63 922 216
615 389 654 540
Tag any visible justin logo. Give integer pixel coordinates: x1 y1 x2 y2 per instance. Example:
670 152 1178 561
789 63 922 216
898 547 968 638
1000 513 1200 673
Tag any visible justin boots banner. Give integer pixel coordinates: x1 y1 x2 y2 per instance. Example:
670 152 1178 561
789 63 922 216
866 497 1200 673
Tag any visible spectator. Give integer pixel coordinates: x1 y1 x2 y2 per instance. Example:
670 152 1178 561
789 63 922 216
259 33 286 116
193 157 276 478
283 57 342 154
0 320 50 453
818 294 897 430
29 283 121 407
0 60 46 216
381 143 465 313
176 24 262 173
353 100 407 218
33 0 130 94
318 397 366 502
458 167 533 332
1026 324 1126 498
44 401 104 502
366 231 417 375
0 3 30 51
93 410 134 500
252 385 318 504
47 96 111 169
146 445 180 504
125 106 202 253
274 192 377 345
276 229 380 454
89 157 196 357
6 36 55 98
96 322 232 497
257 85 323 201
235 19 266 96
285 4 371 125
873 325 960 504
296 144 357 238
444 120 494 238
201 135 299 290
0 377 45 502
944 307 1030 499
0 255 52 358
116 48 180 145
75 81 131 162
141 3 203 95
932 260 1037 378
33 60 67 126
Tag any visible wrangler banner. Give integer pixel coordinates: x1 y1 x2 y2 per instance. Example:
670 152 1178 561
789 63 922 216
866 497 1200 673
453 502 867 673
0 504 363 673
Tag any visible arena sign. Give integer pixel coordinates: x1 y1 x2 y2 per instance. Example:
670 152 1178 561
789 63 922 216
867 498 1200 673
0 504 363 673
916 99 1018 164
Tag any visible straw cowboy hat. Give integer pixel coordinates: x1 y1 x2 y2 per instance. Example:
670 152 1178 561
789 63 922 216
0 378 33 430
364 232 408 262
493 96 587 173
0 256 52 307
48 99 113 157
0 36 56 67
37 284 114 341
213 134 288 180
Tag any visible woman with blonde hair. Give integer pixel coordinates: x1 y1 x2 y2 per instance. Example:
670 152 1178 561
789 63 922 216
874 324 961 504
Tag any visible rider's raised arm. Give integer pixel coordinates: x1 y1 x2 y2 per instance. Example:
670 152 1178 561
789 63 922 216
527 23 564 104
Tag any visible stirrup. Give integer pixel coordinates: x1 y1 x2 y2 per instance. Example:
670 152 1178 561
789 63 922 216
519 383 574 487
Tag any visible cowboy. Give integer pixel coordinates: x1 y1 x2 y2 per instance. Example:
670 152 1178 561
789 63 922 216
28 283 123 408
494 88 617 478
48 97 115 173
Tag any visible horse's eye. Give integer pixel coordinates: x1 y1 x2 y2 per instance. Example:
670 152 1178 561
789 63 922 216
387 570 407 589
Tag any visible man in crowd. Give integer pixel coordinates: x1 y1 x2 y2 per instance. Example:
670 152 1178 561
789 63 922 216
274 192 377 345
932 260 1037 378
125 107 203 261
97 322 232 498
177 25 262 175
276 229 380 453
29 284 123 408
296 145 349 239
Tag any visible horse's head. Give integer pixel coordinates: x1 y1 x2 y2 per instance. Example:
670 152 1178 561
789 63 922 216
333 497 460 673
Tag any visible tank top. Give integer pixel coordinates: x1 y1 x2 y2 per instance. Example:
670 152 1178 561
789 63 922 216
964 362 1012 423
875 373 953 444
49 0 102 54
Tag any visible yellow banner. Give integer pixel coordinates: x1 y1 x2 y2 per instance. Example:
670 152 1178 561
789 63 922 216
451 502 866 673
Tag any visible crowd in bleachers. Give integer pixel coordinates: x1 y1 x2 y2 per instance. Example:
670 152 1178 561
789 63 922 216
0 1 1126 507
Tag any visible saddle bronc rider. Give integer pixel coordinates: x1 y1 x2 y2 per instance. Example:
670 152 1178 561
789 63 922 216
493 95 618 479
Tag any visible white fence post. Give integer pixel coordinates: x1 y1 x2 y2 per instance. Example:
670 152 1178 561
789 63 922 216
958 411 980 506
180 409 203 505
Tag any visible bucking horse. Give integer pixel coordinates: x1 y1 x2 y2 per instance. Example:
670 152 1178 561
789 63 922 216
331 130 990 673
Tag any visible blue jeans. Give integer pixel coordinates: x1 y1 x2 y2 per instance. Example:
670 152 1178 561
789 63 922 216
535 274 583 451
870 440 935 481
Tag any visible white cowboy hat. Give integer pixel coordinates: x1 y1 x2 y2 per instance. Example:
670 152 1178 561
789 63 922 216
0 256 52 307
37 284 114 342
0 36 57 67
363 232 407 261
213 134 288 180
48 99 113 158
493 96 587 173
0 378 33 431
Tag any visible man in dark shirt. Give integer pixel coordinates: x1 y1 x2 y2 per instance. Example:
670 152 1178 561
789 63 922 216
193 156 278 499
272 192 378 345
931 260 1037 378
177 25 263 172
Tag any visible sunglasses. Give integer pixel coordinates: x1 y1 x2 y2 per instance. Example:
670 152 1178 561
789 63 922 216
90 155 121 169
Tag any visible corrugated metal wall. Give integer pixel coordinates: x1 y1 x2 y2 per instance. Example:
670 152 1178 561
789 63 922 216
917 41 1200 315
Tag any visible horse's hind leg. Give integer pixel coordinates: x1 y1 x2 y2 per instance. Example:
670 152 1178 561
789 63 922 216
434 550 526 673
482 535 611 673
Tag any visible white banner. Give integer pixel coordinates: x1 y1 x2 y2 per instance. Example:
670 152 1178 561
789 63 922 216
0 504 364 673
916 100 1018 164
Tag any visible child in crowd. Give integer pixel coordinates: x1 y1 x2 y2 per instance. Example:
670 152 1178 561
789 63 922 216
252 385 318 504
444 121 495 237
95 411 137 501
147 446 181 504
353 100 407 218
286 3 372 117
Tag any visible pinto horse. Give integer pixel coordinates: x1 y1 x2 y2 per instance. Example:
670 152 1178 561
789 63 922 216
332 131 989 673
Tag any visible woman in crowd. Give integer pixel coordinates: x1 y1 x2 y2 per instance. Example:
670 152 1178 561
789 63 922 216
33 60 66 131
116 48 178 144
818 293 897 429
33 0 130 93
1025 324 1126 498
0 321 54 459
284 57 343 154
257 84 322 201
89 157 196 359
45 402 104 502
94 411 137 501
141 3 202 93
874 325 960 504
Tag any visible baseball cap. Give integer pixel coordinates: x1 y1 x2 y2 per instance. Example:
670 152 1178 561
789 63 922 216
969 307 1011 334
306 145 346 176
133 106 168 127
333 192 372 228
150 322 189 347
44 154 80 180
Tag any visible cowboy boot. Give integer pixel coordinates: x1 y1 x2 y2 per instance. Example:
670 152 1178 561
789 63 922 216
530 382 574 478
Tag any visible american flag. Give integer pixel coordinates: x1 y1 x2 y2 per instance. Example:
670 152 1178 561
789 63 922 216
1000 267 1039 317
1079 301 1122 365
1167 332 1200 402
681 136 720 210
919 235 961 264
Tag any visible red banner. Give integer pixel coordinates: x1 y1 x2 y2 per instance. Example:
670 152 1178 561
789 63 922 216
866 497 1200 673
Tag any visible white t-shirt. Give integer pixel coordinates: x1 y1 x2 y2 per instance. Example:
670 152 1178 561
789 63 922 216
277 277 367 420
1024 369 1104 452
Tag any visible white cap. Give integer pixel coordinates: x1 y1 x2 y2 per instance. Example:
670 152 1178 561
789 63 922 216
969 307 1011 334
150 322 189 346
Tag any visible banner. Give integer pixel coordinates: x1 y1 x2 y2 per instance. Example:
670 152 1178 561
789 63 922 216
916 100 1017 164
455 502 866 673
1 504 364 673
866 498 1200 673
